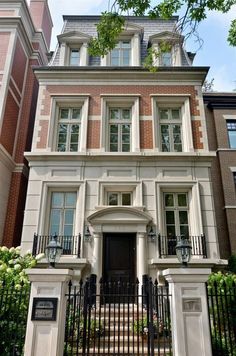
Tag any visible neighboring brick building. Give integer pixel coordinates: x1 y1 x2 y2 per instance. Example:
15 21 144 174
204 93 236 257
0 0 52 246
20 15 224 282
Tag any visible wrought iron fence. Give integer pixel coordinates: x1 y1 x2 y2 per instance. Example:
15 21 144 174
158 234 207 258
64 276 172 355
207 280 236 356
0 279 30 355
32 234 82 257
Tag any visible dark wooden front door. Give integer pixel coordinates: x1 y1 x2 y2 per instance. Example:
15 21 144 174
103 233 136 284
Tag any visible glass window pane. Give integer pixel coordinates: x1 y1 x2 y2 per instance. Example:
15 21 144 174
167 226 176 237
122 41 131 48
166 211 175 224
108 193 118 205
122 109 131 120
173 125 181 134
228 131 236 148
50 209 61 225
65 193 76 207
178 194 187 206
64 209 74 225
180 225 189 237
122 193 131 205
179 211 188 224
110 143 118 152
122 124 130 134
60 109 69 119
160 109 168 120
70 144 78 152
52 193 64 207
110 125 118 133
165 194 174 207
64 225 73 236
72 109 81 119
122 143 130 152
110 110 119 120
122 134 130 144
70 49 80 66
50 224 60 235
110 134 118 143
172 109 180 119
161 52 171 66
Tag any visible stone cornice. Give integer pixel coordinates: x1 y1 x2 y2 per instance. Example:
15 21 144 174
25 151 216 165
204 93 236 109
34 66 209 84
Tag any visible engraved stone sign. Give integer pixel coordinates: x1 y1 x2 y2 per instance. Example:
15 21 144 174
31 297 58 321
182 298 202 312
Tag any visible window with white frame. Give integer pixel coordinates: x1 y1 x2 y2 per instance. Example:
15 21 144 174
159 108 182 152
69 48 80 66
107 192 132 206
57 107 81 152
109 108 131 152
49 192 77 236
110 40 131 66
227 120 236 148
160 51 172 66
164 192 189 237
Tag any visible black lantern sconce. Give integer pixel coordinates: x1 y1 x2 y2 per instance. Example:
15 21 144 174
175 235 192 267
45 234 63 268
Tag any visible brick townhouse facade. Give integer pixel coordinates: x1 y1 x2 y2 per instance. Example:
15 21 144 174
0 0 52 247
204 93 236 257
19 14 226 282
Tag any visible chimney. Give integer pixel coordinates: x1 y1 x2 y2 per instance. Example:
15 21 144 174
29 0 53 49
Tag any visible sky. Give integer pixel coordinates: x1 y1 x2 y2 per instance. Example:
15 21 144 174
40 1 236 91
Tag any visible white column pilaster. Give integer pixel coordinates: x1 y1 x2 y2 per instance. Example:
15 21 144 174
136 232 147 283
92 232 103 281
163 268 212 356
24 268 74 356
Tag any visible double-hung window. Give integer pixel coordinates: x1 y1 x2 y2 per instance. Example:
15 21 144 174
69 48 80 66
109 108 131 152
57 107 81 152
110 41 131 66
227 120 236 148
108 192 132 206
49 192 77 236
164 192 189 237
160 51 172 66
159 108 182 152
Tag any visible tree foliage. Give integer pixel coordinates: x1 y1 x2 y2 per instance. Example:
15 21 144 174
0 246 42 355
89 0 236 57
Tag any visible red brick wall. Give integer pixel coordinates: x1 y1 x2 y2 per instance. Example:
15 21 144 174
30 0 52 48
87 120 100 149
40 84 202 150
2 172 28 247
140 121 153 149
11 39 27 92
0 91 19 155
36 120 49 149
0 32 10 70
15 59 39 163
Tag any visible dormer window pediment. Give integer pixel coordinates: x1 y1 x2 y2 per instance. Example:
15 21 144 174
58 31 91 66
148 31 183 67
57 30 92 44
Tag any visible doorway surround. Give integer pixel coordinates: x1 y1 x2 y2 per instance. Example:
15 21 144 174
87 206 152 283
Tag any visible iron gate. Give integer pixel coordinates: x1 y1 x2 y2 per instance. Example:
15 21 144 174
64 276 172 355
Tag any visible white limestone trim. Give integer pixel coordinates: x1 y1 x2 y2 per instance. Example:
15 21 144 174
100 95 140 152
156 181 203 236
98 181 142 206
229 167 236 171
195 85 208 151
48 95 89 153
223 114 236 120
224 206 236 209
38 181 85 239
152 95 194 153
0 143 15 170
0 29 16 134
13 163 29 177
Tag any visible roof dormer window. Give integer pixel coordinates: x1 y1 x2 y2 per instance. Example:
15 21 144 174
57 31 91 66
69 48 80 66
110 40 131 66
160 51 172 66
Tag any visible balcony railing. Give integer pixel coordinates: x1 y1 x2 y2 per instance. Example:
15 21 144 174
158 234 207 258
32 234 82 258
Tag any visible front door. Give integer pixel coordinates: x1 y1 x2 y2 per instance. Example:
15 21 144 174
103 233 136 302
